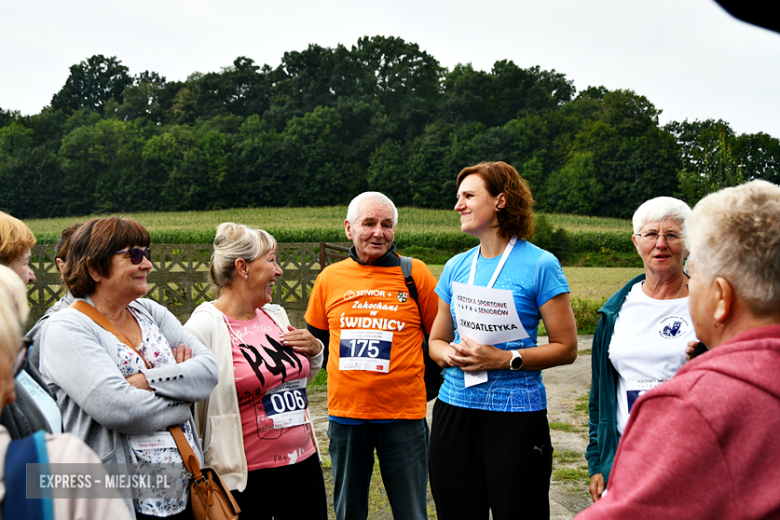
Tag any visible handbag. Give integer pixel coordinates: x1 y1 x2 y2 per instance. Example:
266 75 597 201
70 300 241 519
169 425 241 520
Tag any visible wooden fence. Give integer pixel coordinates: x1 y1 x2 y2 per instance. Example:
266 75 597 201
27 242 351 328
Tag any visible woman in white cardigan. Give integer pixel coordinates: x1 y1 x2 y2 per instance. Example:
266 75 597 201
186 223 326 520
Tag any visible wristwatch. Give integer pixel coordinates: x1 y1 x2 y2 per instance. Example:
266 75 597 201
509 350 524 370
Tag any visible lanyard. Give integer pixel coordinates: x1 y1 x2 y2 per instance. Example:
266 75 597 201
223 314 242 345
468 235 517 289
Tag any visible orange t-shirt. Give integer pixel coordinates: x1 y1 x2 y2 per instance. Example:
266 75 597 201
305 255 439 420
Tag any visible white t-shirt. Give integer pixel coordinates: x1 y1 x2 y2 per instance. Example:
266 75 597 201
609 282 696 435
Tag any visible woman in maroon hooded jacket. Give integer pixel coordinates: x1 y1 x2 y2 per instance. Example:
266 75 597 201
577 180 780 520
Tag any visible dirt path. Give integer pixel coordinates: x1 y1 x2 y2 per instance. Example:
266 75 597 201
307 336 594 519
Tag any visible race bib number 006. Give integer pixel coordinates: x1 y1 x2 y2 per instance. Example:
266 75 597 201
339 329 393 373
261 378 309 430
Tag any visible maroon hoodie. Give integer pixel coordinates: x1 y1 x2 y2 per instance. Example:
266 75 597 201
577 324 780 520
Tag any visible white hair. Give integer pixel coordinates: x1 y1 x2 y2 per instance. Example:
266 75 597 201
632 197 692 234
685 180 780 316
0 264 28 363
346 192 398 226
209 222 276 294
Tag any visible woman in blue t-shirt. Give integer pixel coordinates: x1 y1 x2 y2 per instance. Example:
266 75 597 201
428 161 578 520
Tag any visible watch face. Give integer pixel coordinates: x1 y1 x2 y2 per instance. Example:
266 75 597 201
511 353 523 369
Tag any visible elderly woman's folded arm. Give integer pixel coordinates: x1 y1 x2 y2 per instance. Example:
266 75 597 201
133 299 219 402
40 309 212 435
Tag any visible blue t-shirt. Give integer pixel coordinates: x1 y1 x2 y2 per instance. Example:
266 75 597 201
435 239 569 412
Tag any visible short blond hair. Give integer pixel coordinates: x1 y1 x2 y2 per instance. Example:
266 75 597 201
0 264 29 363
209 223 276 295
0 211 36 266
685 180 780 316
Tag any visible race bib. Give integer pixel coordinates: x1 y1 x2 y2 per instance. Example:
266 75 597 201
128 431 178 451
626 378 667 413
261 378 309 430
338 329 393 373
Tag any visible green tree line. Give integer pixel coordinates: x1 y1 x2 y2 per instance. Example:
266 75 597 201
1 36 778 219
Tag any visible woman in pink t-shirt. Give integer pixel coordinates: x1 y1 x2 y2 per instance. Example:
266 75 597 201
186 223 326 519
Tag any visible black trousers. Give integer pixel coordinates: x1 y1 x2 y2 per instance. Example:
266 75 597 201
232 452 328 520
429 400 553 520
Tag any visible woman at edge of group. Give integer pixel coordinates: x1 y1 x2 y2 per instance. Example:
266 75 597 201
28 223 82 369
0 210 61 437
39 217 219 519
184 222 327 520
575 187 780 519
428 161 578 520
585 196 695 503
0 264 132 519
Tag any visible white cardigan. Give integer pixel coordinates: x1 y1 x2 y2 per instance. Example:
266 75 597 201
184 301 323 491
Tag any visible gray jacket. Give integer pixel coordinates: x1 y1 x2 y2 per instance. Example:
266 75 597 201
27 291 76 369
39 297 219 517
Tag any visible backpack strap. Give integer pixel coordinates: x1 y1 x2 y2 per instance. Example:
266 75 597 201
400 256 419 303
399 255 443 401
3 430 54 520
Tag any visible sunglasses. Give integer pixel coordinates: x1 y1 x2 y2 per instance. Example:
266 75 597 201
13 337 32 378
115 247 152 265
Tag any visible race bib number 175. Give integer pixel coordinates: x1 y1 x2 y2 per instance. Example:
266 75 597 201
339 329 393 373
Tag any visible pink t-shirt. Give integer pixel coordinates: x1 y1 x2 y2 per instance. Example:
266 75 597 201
225 309 316 470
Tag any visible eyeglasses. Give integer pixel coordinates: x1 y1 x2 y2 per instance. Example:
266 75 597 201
634 232 682 244
115 247 152 264
13 337 32 378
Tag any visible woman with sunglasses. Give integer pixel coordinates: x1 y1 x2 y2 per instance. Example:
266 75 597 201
0 211 61 438
39 217 219 519
586 197 696 503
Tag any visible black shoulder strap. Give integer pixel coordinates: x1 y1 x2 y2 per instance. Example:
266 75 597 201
400 256 418 303
401 255 442 402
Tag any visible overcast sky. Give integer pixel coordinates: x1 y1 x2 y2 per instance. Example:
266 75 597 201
2 0 779 137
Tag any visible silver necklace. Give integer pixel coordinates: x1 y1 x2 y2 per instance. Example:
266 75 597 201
676 275 686 299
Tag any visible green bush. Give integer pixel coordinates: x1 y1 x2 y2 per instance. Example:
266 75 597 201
569 249 643 268
531 214 571 263
396 246 464 265
571 295 606 335
539 295 604 336
395 232 478 251
569 231 633 253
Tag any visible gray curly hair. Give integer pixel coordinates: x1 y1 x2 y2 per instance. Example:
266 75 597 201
684 180 780 316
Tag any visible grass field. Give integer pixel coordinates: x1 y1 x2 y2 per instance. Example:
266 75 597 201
28 208 640 334
24 207 632 239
